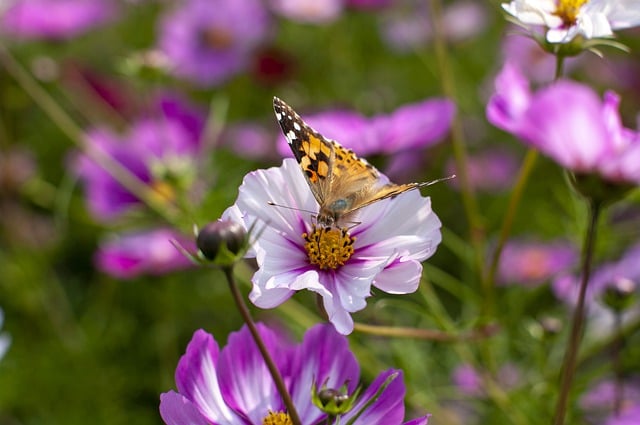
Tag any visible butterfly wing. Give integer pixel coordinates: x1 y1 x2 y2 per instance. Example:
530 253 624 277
273 97 333 206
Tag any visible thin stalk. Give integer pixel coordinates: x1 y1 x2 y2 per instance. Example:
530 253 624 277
485 149 538 286
353 322 499 341
552 200 602 425
0 43 179 223
426 0 485 282
223 267 302 425
613 311 624 416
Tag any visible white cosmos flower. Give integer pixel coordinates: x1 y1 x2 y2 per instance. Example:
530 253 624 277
222 159 442 335
502 0 640 43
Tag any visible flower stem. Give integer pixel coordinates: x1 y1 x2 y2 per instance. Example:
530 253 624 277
222 266 302 425
552 200 602 425
0 42 179 223
485 149 538 288
426 0 485 284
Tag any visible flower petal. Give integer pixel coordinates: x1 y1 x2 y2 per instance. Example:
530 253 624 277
217 324 289 423
344 369 407 425
289 324 360 423
175 330 241 423
159 391 212 425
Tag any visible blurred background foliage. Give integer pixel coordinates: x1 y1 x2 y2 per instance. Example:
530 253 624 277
0 1 639 424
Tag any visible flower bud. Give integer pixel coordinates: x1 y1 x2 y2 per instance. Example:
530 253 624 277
568 172 634 206
196 220 246 261
311 382 358 416
602 277 637 313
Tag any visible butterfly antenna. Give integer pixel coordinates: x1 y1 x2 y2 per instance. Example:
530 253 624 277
418 174 456 188
267 201 317 216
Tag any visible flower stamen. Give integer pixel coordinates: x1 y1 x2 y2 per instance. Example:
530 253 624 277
262 411 293 425
302 225 355 270
554 0 588 26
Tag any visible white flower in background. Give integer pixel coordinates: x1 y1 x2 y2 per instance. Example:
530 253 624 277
502 0 640 43
0 308 10 361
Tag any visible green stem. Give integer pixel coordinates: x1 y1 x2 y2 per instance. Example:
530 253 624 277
485 149 538 287
0 43 179 223
223 267 302 425
552 200 601 425
555 54 565 81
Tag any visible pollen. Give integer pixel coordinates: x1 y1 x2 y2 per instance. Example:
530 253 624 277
149 180 175 204
262 411 293 425
302 225 355 270
554 0 588 26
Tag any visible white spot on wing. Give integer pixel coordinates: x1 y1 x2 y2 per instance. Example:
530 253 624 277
287 130 297 141
293 122 301 131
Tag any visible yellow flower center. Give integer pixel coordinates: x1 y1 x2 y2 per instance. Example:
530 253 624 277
149 180 175 204
554 0 589 26
302 225 356 270
262 411 293 425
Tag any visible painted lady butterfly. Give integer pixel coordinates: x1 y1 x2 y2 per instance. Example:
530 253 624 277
273 97 446 227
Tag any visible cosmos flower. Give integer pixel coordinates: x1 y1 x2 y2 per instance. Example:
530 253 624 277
501 0 640 43
95 228 195 279
275 98 455 157
158 0 271 86
1 0 116 40
160 323 430 425
553 242 640 306
223 159 442 334
269 0 344 24
74 95 204 221
445 149 520 192
580 378 640 420
487 63 640 185
497 239 578 286
452 363 521 398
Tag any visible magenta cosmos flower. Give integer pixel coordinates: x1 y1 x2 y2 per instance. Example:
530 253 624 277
445 149 519 192
223 159 442 334
74 96 204 221
95 228 195 279
1 0 116 40
497 239 578 286
488 63 640 185
158 0 271 86
160 323 430 425
275 98 455 157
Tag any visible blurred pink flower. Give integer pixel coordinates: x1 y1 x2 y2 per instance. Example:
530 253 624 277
553 243 640 306
95 228 194 279
498 239 578 286
488 63 640 185
74 95 205 221
445 149 519 192
452 363 521 397
1 0 116 40
158 0 271 86
269 0 344 24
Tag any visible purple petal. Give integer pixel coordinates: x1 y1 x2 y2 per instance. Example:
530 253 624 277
375 98 455 152
94 228 194 279
176 330 241 423
2 0 116 40
486 62 531 134
518 81 613 171
159 391 211 425
344 369 406 425
289 324 360 423
217 323 289 423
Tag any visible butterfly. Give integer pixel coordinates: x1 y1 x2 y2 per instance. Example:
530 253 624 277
273 97 449 227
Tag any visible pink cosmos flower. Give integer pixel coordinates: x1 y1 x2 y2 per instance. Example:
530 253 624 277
497 239 578 286
158 0 271 86
445 149 520 192
223 159 442 334
95 228 194 279
487 63 640 185
160 323 430 424
74 95 204 221
1 0 116 40
553 242 640 306
269 0 344 24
